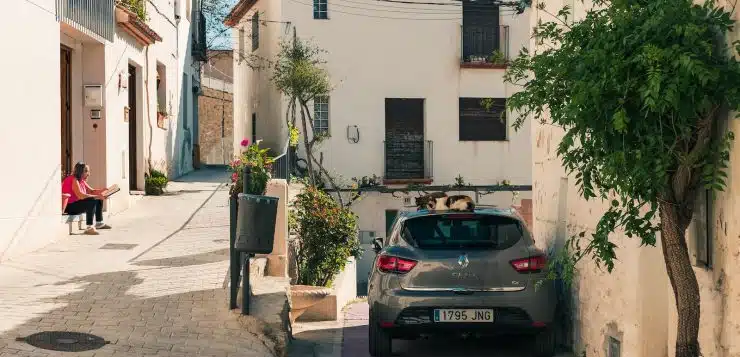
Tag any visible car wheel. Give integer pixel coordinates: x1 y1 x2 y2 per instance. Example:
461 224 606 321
369 309 392 357
531 327 556 357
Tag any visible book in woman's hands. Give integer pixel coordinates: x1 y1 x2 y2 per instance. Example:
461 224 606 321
101 184 120 198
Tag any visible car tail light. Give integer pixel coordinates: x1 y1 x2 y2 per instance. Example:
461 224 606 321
377 255 417 274
510 255 547 273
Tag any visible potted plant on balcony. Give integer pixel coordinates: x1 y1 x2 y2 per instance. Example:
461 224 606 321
489 50 507 66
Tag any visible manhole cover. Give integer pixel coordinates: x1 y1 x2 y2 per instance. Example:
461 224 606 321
16 331 109 352
99 243 138 250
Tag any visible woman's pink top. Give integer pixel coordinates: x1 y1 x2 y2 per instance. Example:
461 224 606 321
62 176 87 204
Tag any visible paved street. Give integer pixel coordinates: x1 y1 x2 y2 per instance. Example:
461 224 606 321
291 303 573 357
0 168 279 357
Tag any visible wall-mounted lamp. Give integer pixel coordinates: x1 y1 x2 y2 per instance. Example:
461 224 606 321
347 125 359 144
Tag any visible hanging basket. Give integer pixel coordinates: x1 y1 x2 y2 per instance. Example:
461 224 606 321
234 193 279 254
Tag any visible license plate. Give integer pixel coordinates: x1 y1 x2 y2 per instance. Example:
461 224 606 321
433 309 494 323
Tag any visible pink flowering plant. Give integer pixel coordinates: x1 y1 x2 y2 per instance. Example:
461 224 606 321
229 139 274 198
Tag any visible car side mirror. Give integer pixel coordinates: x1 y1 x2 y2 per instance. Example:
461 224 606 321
372 237 383 254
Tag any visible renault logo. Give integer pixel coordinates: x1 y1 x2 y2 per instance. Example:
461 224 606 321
458 254 469 269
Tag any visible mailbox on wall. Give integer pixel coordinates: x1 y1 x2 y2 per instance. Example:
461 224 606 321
84 85 103 107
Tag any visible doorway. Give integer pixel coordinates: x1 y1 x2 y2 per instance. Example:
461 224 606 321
60 46 72 178
384 98 425 179
128 65 138 190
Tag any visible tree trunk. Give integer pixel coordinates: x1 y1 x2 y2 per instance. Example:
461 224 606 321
659 201 701 357
298 105 315 185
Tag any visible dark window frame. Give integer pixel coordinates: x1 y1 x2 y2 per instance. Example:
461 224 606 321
695 188 713 268
251 12 259 51
251 113 257 144
459 97 507 141
313 0 328 19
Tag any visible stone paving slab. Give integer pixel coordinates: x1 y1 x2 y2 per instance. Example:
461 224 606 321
0 169 280 357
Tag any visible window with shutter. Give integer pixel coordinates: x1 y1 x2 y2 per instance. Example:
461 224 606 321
694 189 713 268
459 98 507 141
462 0 500 63
251 12 259 51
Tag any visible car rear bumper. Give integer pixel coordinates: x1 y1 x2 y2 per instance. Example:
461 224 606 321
370 282 556 335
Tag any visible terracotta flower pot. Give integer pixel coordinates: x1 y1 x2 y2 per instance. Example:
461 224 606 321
289 285 332 324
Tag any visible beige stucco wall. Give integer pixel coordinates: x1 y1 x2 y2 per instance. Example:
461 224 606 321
532 1 740 356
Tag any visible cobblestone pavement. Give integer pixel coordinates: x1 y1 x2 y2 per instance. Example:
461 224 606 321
290 303 574 357
0 168 279 357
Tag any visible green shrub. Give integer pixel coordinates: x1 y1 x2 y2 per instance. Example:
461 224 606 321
228 139 273 198
145 170 168 195
293 186 362 287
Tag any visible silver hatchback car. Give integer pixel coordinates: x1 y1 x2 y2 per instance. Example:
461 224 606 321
367 207 557 357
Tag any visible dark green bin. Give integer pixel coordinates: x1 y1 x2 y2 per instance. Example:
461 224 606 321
234 193 279 254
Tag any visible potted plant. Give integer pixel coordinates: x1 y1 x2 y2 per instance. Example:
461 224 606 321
229 139 279 254
489 50 507 66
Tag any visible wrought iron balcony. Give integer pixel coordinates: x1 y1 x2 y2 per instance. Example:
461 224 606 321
383 140 433 183
57 0 116 42
192 9 207 62
460 24 510 68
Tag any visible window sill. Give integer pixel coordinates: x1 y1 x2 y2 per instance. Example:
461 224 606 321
460 62 508 69
382 178 433 185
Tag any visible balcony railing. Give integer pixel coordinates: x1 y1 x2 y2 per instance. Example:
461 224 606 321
383 140 433 182
192 9 208 62
57 0 116 42
460 25 510 67
271 138 294 180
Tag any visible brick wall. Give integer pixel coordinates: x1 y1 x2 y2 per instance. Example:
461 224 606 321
512 198 533 230
198 86 233 165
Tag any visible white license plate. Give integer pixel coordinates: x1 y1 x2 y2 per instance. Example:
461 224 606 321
433 309 494 323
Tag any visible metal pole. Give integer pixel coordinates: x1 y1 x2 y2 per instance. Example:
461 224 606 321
229 196 239 310
241 165 251 315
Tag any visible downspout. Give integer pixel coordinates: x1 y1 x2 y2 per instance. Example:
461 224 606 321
145 46 154 175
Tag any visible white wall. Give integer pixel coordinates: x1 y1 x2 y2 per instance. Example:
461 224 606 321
0 0 63 260
281 0 532 186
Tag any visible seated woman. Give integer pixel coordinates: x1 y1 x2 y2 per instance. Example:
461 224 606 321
62 162 112 235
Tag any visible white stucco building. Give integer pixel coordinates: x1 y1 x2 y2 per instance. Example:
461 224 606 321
0 0 205 261
226 0 533 292
530 1 740 356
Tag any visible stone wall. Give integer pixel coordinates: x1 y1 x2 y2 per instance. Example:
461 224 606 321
198 86 233 165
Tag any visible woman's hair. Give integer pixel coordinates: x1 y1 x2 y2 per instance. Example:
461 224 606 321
73 162 88 180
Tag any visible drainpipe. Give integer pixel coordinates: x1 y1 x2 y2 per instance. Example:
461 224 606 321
145 46 154 175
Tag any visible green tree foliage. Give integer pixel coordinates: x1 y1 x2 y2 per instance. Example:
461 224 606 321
505 0 740 355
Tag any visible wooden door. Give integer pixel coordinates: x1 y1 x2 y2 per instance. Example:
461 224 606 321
384 98 424 179
60 47 72 178
128 65 138 190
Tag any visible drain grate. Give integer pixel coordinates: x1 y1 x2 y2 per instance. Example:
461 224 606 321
99 243 138 250
16 331 109 352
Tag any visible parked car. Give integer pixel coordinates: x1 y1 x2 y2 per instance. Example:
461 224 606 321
366 206 557 356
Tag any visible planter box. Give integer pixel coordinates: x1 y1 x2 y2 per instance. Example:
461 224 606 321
297 257 357 322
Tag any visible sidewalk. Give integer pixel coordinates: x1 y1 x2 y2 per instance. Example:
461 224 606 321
0 168 280 357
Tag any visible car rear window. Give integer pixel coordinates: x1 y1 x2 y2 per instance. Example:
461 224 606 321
400 214 523 250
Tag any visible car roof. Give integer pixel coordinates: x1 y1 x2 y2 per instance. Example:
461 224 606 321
399 207 521 220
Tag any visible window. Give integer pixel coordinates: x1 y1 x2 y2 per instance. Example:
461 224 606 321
462 1 500 63
251 12 259 51
239 29 245 53
401 215 523 250
314 0 328 19
313 96 329 135
252 113 257 144
694 189 713 268
156 63 167 115
459 98 507 141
